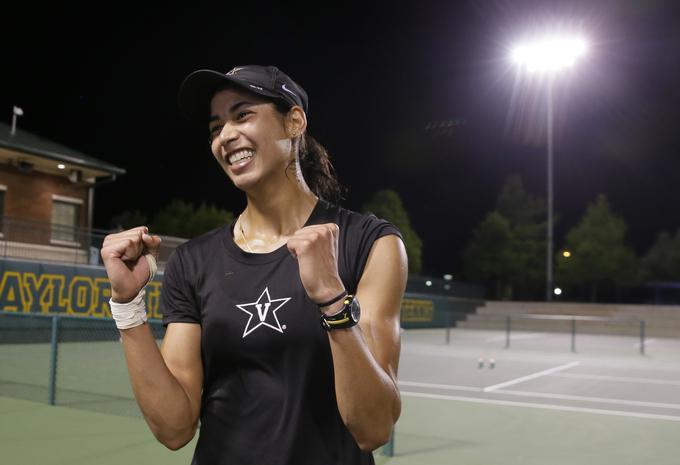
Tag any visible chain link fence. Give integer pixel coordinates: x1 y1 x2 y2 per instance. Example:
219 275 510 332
0 311 165 417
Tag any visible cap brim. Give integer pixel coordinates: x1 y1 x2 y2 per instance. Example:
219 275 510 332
178 69 284 123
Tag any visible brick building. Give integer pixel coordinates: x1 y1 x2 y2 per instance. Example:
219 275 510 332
0 121 125 263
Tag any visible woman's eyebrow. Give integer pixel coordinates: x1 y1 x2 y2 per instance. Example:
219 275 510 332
209 101 254 121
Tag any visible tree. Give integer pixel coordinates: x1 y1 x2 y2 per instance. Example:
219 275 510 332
462 212 516 299
110 209 148 231
150 200 234 238
640 229 680 282
462 175 547 299
496 175 546 230
556 194 637 301
495 175 547 297
362 189 423 273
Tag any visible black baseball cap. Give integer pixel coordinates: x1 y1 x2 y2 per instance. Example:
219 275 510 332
178 65 309 122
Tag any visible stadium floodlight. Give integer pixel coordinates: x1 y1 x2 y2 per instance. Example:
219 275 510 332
510 32 588 301
511 36 588 73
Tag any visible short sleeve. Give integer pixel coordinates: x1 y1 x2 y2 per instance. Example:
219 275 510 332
342 213 403 292
160 246 200 326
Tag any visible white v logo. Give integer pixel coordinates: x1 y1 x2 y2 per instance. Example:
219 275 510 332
236 287 292 338
255 302 271 321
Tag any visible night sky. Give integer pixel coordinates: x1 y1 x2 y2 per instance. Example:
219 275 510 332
3 1 680 277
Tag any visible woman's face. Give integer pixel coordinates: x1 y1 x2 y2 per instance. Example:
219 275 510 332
209 87 293 191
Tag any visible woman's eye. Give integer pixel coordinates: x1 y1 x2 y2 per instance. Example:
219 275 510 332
209 125 223 142
236 111 250 120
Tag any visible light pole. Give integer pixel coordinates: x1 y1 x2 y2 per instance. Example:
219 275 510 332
510 36 587 301
10 106 24 136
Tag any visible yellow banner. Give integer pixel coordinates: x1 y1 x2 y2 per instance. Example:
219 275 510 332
401 298 434 322
0 270 162 319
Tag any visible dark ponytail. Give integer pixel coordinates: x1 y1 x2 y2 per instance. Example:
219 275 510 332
272 100 345 203
298 134 346 204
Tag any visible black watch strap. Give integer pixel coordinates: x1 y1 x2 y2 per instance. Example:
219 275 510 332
320 295 360 331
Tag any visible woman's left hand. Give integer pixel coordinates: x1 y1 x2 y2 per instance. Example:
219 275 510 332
287 223 346 305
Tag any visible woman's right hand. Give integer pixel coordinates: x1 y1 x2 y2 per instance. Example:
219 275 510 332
101 226 162 303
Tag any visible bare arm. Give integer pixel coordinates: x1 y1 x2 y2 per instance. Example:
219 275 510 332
120 322 202 450
288 226 406 451
327 235 406 451
101 227 202 450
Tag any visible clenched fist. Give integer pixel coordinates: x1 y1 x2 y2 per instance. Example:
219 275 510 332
100 226 162 303
287 223 345 306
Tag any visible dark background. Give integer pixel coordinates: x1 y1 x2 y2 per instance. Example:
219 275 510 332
3 0 680 277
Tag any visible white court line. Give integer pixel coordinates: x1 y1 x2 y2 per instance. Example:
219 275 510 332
401 391 680 422
399 381 482 392
399 379 680 409
485 333 547 343
554 372 680 386
494 389 680 410
483 361 580 392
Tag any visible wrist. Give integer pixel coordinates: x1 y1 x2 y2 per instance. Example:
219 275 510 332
320 294 361 331
316 287 346 307
320 297 347 317
110 288 148 330
312 282 346 306
111 293 136 304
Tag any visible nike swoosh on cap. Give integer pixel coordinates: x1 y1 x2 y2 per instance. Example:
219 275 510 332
281 84 297 96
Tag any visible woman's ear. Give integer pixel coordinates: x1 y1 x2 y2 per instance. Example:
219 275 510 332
286 106 307 138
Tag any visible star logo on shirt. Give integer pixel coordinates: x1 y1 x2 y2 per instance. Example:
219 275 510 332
236 287 291 338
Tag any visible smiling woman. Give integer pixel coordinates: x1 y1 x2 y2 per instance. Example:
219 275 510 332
198 68 345 206
99 64 409 465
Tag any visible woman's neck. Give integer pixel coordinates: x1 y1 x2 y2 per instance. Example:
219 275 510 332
237 177 318 252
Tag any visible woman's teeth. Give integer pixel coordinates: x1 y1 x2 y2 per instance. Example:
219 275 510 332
228 149 254 165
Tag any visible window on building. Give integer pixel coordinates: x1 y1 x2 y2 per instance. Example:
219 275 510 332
0 187 6 238
51 197 81 244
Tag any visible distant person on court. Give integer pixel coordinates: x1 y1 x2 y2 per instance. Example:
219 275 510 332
100 65 407 464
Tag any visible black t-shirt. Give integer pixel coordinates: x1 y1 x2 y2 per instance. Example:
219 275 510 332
161 199 402 465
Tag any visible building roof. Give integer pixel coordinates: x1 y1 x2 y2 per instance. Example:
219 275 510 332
0 122 126 175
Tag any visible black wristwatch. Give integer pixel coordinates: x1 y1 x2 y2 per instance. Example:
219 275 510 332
320 294 360 331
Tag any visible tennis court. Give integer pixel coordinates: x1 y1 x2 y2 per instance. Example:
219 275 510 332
394 328 680 464
2 321 679 464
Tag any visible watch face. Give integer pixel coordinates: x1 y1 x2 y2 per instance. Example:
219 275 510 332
350 298 361 322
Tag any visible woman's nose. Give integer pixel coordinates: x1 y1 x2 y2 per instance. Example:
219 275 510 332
218 122 239 145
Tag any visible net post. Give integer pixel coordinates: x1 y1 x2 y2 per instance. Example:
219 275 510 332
571 318 576 353
48 315 60 405
640 319 645 355
381 428 395 457
505 316 511 349
445 311 451 345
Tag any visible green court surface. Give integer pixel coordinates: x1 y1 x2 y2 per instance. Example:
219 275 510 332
0 396 196 465
2 392 678 465
393 394 679 465
2 325 680 464
0 397 389 465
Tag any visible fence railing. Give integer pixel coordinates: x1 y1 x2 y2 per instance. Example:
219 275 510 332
440 311 647 354
0 216 186 269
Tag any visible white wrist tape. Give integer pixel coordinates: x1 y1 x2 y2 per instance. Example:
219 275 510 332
110 288 148 330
